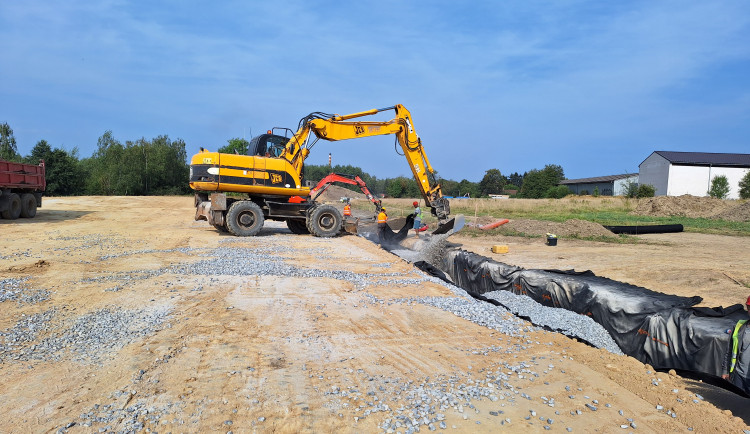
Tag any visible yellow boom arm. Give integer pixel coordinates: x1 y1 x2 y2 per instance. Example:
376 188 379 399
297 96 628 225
283 104 450 220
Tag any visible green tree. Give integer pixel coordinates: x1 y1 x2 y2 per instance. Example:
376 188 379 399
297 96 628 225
636 184 655 198
441 179 460 197
519 164 565 198
384 176 419 198
624 179 639 198
708 175 730 199
26 140 85 195
478 169 507 197
457 179 480 198
25 139 53 165
46 147 86 195
0 122 19 161
508 172 524 188
739 170 750 199
219 138 250 155
546 185 571 199
86 131 189 195
592 186 600 197
86 131 122 194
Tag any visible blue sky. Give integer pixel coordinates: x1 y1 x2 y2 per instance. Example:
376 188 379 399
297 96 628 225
1 1 749 182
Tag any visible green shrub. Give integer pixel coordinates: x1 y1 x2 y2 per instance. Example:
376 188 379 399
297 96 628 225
593 186 600 197
740 171 750 199
636 184 655 198
708 175 730 199
546 185 571 199
624 180 639 198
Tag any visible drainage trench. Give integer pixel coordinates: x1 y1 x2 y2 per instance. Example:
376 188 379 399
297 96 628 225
371 226 750 397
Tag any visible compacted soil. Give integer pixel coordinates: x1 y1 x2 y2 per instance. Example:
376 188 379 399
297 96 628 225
1 196 748 433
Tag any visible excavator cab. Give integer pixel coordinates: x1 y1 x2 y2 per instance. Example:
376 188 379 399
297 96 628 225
247 134 289 157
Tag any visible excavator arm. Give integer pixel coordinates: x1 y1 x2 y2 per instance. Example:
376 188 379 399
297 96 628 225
309 173 382 211
282 104 450 221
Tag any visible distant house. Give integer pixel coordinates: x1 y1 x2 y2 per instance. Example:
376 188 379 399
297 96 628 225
639 151 750 199
559 173 638 196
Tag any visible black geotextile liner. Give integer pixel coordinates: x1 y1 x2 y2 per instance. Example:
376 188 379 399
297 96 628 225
440 249 750 394
380 214 415 243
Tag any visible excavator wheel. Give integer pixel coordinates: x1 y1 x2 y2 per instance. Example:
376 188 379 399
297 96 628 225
286 219 310 235
211 222 228 233
226 200 264 236
307 204 343 238
20 193 37 218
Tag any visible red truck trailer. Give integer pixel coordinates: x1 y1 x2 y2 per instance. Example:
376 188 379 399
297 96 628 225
0 159 45 219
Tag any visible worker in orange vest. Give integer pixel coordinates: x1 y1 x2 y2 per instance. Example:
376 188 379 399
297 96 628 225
343 201 351 217
377 207 388 242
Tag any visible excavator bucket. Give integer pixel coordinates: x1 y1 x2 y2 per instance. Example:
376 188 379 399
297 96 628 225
343 218 359 235
432 214 465 235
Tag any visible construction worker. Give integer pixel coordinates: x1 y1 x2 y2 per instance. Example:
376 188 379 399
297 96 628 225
343 201 351 217
412 201 423 237
721 318 749 392
377 207 388 242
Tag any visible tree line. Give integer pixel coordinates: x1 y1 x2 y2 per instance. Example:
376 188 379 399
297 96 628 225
2 121 578 198
1 123 189 196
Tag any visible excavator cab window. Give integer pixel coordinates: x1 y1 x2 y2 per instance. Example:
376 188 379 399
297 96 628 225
247 134 289 157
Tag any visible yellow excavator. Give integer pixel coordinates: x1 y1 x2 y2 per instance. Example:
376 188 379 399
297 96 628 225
189 104 456 237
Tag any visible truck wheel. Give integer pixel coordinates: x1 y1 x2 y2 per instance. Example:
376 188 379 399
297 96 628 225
226 201 264 236
1 193 22 220
308 204 342 238
20 193 37 218
286 219 310 235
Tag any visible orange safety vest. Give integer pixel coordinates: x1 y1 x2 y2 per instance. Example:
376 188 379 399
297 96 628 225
343 205 351 216
377 211 387 224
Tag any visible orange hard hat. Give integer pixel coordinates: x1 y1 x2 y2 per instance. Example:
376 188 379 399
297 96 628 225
413 201 418 206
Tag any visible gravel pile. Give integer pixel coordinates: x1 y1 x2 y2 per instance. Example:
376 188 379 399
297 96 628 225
0 308 57 361
1 306 170 364
0 277 50 305
482 290 623 354
56 395 184 433
317 354 639 433
98 247 196 261
171 244 414 290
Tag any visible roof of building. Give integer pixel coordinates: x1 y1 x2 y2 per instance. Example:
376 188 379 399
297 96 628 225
648 151 750 167
559 173 638 185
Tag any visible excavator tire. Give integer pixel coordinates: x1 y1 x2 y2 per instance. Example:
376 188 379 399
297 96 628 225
20 193 37 218
1 193 22 220
226 200 264 237
211 222 228 233
307 204 342 238
286 219 310 235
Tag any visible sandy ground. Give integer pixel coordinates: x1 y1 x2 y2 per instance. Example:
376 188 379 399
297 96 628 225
1 196 748 433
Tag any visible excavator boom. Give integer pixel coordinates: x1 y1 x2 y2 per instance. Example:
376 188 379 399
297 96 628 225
283 105 450 221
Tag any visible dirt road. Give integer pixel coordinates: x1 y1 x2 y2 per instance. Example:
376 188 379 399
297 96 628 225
1 197 748 433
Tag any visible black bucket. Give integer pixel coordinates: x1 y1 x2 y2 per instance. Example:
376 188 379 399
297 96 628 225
546 234 558 246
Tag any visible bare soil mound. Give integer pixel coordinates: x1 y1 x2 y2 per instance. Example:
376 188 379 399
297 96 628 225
314 184 367 202
633 195 731 218
503 218 615 238
713 201 750 222
632 195 750 221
